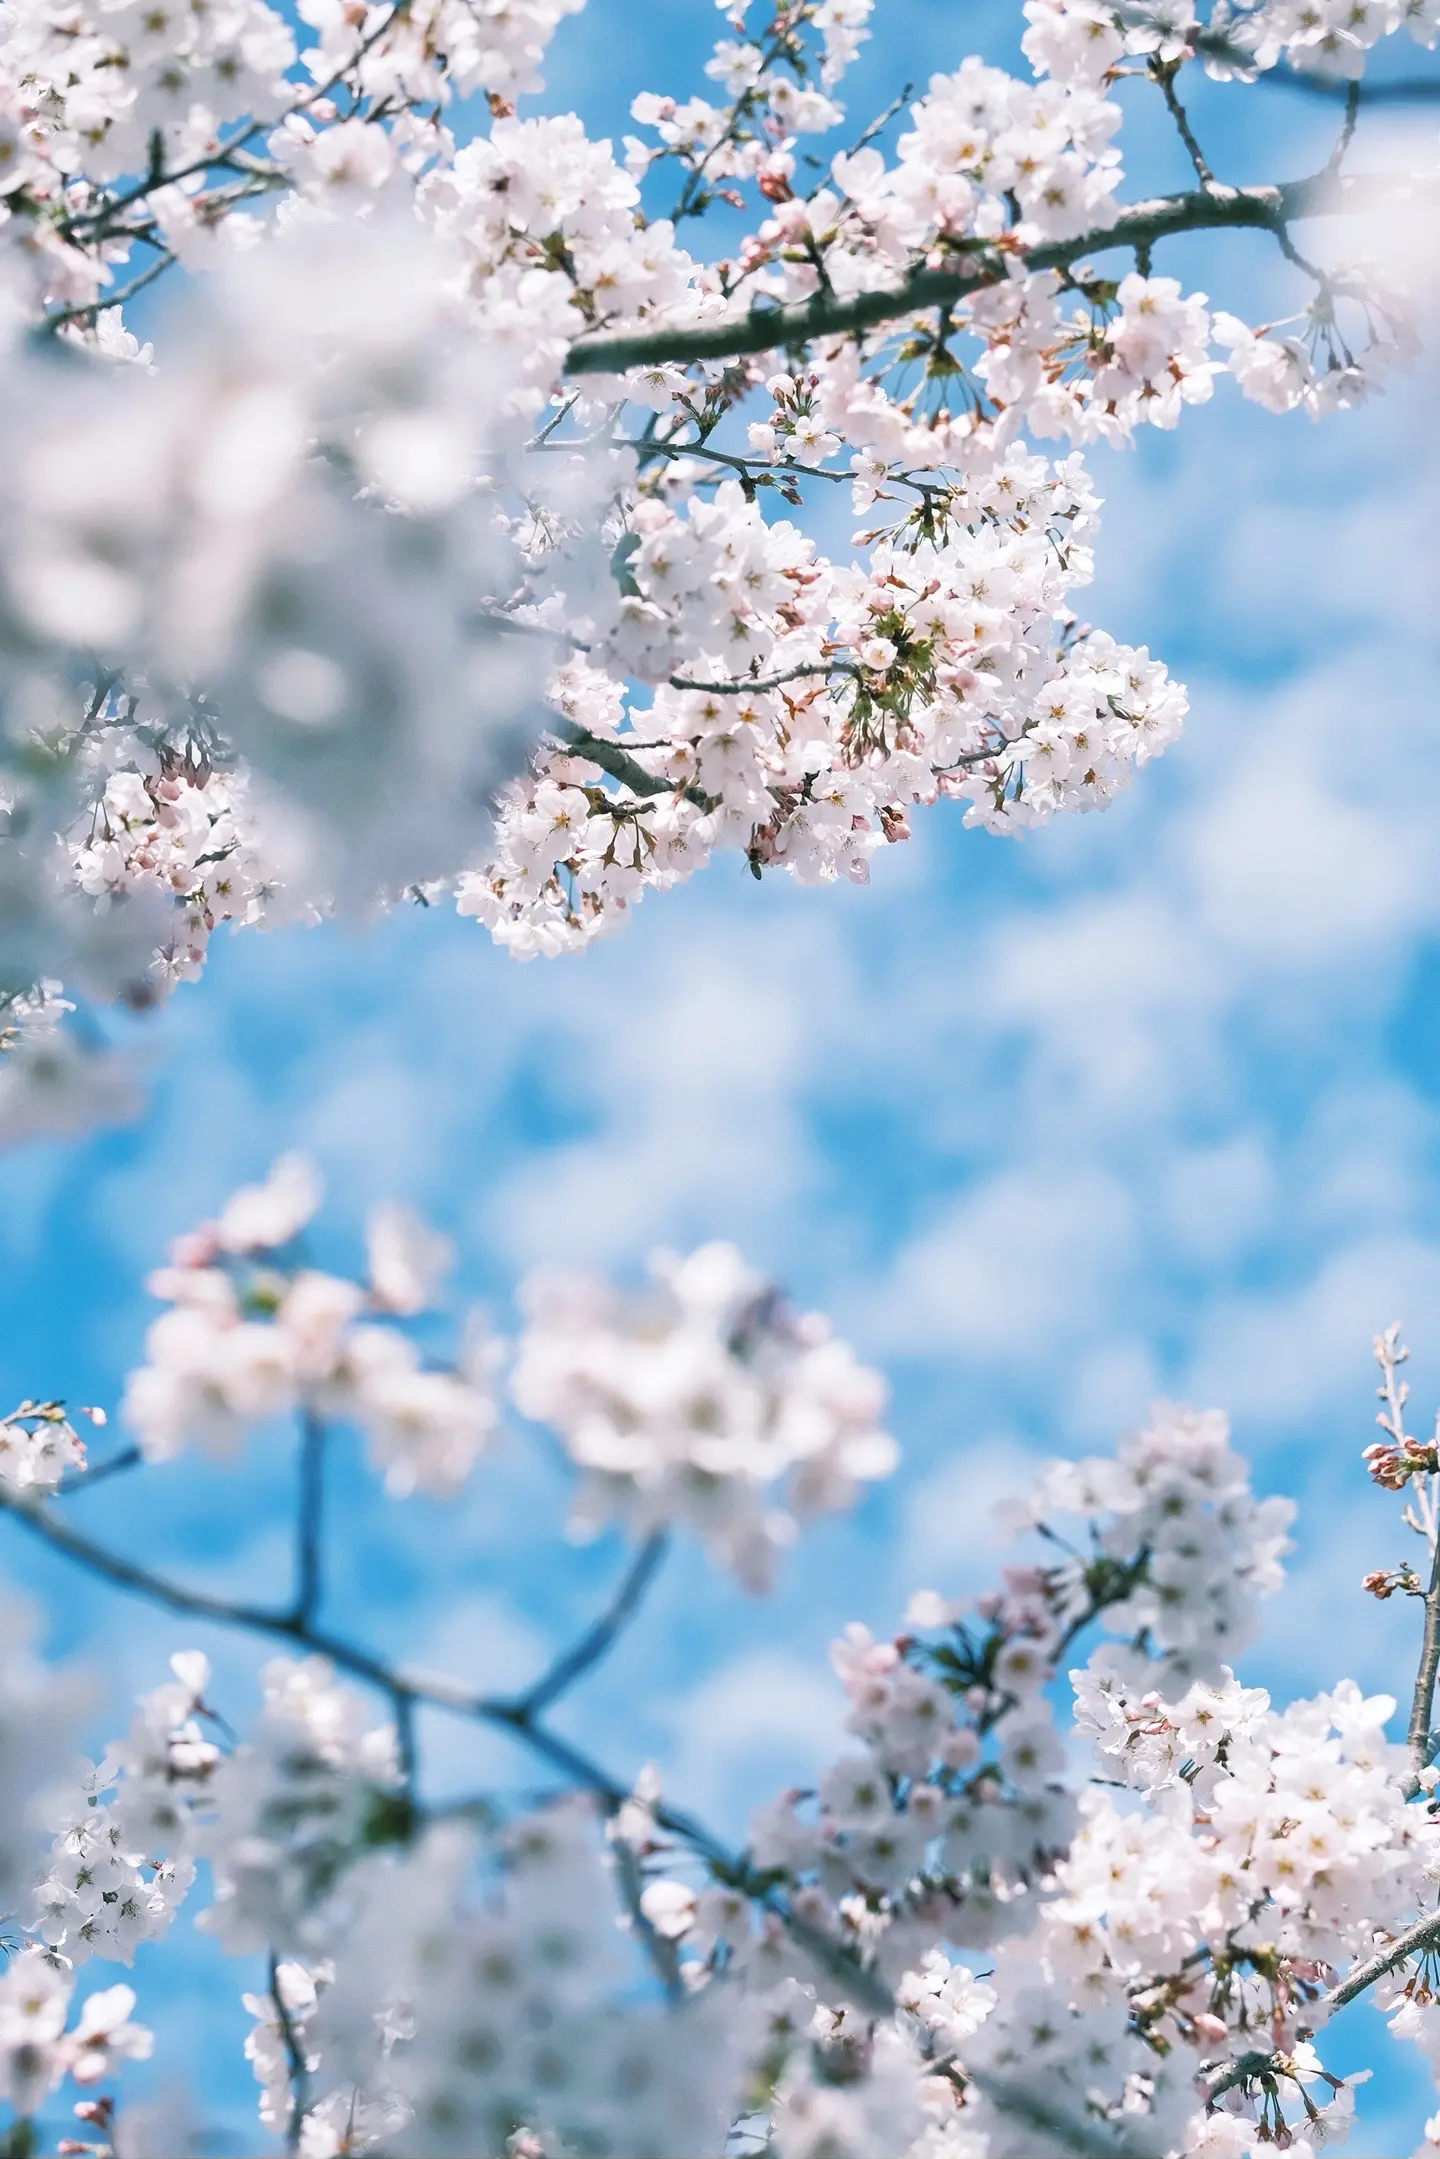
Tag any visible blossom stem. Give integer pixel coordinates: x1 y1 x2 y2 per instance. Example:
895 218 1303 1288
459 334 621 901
268 1949 311 2157
1152 61 1216 187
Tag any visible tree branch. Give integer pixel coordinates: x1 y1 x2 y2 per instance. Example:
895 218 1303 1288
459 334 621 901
1404 1525 1440 1795
968 2069 1162 2158
293 1410 326 1628
0 1489 893 2011
1323 1901 1440 2012
55 1445 143 1498
1261 68 1440 102
556 725 675 798
565 172 1427 376
669 659 856 696
1153 62 1216 187
512 1531 668 1717
1201 1905 1440 2104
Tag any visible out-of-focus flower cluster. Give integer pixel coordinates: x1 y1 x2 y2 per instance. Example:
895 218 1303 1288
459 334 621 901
121 1153 496 1498
121 1158 898 1579
511 1240 897 1586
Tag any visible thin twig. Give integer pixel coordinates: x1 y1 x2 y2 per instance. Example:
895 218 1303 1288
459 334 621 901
1153 61 1216 187
839 83 914 163
669 659 857 696
1405 1529 1440 1793
41 249 178 336
514 1532 669 1717
1258 67 1440 103
293 1410 326 1628
55 1445 143 1499
1327 80 1363 172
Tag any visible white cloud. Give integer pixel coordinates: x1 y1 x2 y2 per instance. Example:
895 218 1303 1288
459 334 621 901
483 911 854 1273
1184 732 1430 967
1187 1233 1440 1426
897 1440 1044 1600
869 1163 1137 1359
665 1649 847 1830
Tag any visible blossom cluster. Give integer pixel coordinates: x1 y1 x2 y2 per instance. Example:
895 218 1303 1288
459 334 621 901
118 1159 897 1575
510 1238 897 1585
464 456 1186 956
121 1153 497 1498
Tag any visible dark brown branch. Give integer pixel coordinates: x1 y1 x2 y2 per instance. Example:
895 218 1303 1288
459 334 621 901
565 171 1426 376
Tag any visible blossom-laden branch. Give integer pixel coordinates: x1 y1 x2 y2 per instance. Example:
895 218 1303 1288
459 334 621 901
565 171 1423 376
0 0 1429 1038
8 1170 1440 2155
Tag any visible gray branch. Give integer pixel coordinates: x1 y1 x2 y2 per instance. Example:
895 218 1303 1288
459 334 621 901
565 171 1426 376
967 2070 1163 2158
511 1531 668 1716
1201 1905 1440 2105
0 1486 892 2014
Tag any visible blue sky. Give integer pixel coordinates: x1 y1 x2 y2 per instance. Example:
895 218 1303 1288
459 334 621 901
3 2 1440 2146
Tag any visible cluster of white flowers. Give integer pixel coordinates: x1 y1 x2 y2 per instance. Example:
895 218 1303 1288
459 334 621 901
510 1239 897 1586
1018 1400 1297 1690
0 1397 102 1497
0 1952 151 2124
69 756 273 997
117 1164 893 1584
121 1154 497 1498
463 454 1186 955
39 1646 402 1979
